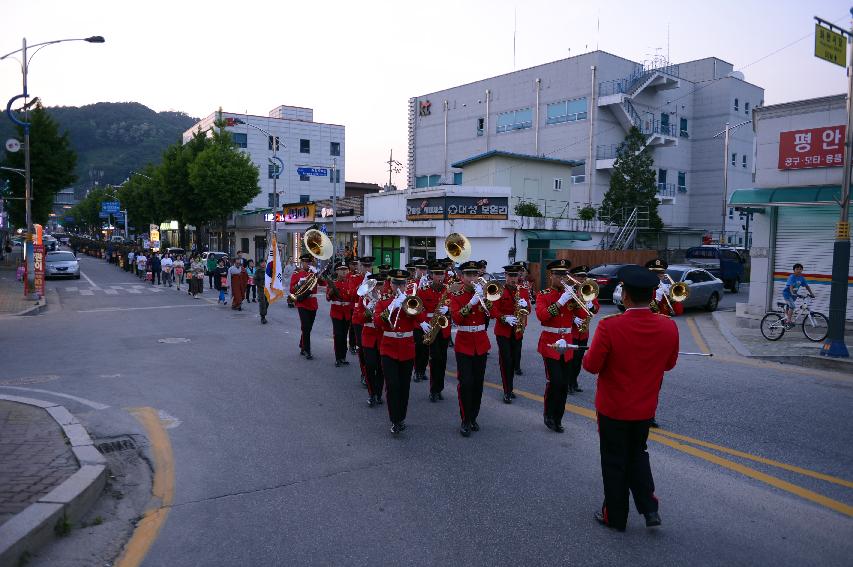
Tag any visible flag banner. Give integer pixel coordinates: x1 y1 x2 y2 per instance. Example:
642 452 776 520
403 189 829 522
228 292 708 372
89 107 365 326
265 235 285 303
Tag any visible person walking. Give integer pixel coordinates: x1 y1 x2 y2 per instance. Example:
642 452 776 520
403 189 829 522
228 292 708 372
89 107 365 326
174 255 185 291
128 249 136 276
190 255 205 298
229 259 246 311
328 262 354 367
206 254 218 289
150 253 162 285
290 253 319 360
161 253 174 287
417 259 452 402
245 260 257 303
214 258 228 304
567 265 599 394
255 259 268 324
492 264 530 404
583 265 679 532
136 252 147 279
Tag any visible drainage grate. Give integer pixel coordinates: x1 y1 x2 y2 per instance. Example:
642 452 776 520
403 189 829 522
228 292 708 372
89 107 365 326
96 436 137 454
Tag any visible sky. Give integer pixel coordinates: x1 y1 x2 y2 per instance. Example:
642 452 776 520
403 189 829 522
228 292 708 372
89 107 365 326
1 0 850 186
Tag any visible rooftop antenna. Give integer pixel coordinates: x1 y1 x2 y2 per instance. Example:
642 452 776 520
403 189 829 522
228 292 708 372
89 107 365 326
667 23 670 63
597 14 600 50
386 149 402 191
513 7 517 69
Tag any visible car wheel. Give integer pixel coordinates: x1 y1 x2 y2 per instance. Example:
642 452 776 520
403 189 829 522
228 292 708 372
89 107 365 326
75 274 80 279
729 278 739 293
705 292 719 312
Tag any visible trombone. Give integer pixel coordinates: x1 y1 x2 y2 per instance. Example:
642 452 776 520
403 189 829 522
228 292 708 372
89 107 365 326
657 274 689 313
392 280 424 328
559 274 599 318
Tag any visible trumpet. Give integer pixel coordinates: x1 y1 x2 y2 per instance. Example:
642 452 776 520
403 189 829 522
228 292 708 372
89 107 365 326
392 280 424 328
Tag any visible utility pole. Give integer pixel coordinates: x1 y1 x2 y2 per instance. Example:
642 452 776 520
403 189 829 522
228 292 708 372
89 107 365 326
332 157 338 261
386 149 402 190
714 120 751 245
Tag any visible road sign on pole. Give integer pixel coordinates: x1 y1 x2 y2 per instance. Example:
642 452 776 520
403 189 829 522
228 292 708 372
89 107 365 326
101 201 120 214
815 21 847 67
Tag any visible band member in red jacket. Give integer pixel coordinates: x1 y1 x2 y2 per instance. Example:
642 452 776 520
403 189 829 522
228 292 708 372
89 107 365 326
410 257 431 382
351 256 374 389
418 260 453 402
346 257 362 355
646 258 683 317
374 269 429 434
512 261 534 375
567 265 600 394
492 264 530 403
450 260 493 437
534 258 576 433
360 272 385 408
327 262 354 367
290 253 319 360
584 264 679 532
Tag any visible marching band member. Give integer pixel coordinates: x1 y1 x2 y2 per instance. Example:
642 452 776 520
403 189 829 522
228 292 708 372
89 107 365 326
352 256 375 389
513 260 533 375
360 273 385 407
450 260 493 437
646 258 683 317
411 257 431 382
377 264 393 295
534 259 576 433
346 258 361 355
583 265 678 532
374 269 429 434
492 264 530 404
568 265 600 394
327 262 354 367
418 260 452 402
290 253 319 360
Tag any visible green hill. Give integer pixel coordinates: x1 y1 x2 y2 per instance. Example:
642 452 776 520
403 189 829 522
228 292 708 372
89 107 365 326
0 102 197 188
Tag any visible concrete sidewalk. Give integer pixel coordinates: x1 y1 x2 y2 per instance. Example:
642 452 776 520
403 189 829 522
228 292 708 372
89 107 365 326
0 397 106 567
0 265 45 316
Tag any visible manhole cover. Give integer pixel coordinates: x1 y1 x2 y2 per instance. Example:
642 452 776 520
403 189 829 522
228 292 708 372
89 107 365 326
0 374 61 386
95 436 137 454
157 337 191 344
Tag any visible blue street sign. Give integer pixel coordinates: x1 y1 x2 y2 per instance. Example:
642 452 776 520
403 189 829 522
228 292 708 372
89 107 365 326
114 212 125 222
296 167 328 177
101 201 120 214
99 211 109 219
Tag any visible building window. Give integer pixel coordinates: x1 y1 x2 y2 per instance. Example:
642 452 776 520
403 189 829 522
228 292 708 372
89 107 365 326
328 169 341 183
453 172 463 185
679 117 688 137
241 238 250 254
268 193 280 208
408 237 437 261
429 174 441 187
677 171 686 192
731 153 737 167
744 102 750 114
476 118 484 136
268 136 280 151
546 98 587 125
372 235 401 269
733 98 739 112
330 142 340 156
299 194 310 203
232 132 247 148
728 207 734 220
416 175 429 188
300 139 310 154
553 178 563 191
742 154 748 168
570 164 585 184
300 174 310 182
496 107 533 133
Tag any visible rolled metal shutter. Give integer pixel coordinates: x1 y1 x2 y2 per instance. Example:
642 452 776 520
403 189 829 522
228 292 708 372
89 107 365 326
773 206 853 320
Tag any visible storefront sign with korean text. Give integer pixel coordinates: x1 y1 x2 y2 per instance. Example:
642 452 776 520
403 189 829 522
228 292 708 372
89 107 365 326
32 244 45 297
406 197 445 220
281 203 316 223
446 196 508 219
778 125 846 170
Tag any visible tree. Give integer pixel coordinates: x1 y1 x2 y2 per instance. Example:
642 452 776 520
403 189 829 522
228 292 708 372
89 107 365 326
515 201 543 217
600 126 663 230
158 129 211 246
2 105 77 227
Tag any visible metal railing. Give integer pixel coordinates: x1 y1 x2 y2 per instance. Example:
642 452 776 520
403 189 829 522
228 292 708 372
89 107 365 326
596 144 622 160
598 63 681 98
657 183 677 198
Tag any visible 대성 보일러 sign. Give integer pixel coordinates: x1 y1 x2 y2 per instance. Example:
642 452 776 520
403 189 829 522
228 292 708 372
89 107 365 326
406 196 508 220
778 125 846 170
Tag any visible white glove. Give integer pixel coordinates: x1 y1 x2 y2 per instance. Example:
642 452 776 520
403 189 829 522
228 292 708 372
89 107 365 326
439 305 449 315
504 315 518 326
555 338 568 349
390 293 405 311
655 288 665 302
585 300 594 310
468 287 481 306
474 283 484 297
573 316 584 327
308 265 318 274
297 277 306 286
366 299 376 311
420 321 431 333
557 288 573 306
517 298 528 308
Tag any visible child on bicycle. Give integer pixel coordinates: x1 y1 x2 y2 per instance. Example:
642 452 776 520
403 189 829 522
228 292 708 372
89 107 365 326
782 263 814 328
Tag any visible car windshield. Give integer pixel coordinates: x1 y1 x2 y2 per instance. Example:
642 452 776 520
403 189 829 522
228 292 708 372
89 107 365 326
47 252 76 261
665 268 686 282
588 265 622 276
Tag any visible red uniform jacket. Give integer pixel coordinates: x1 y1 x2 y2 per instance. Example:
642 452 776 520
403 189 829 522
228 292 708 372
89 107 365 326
654 295 684 317
572 297 601 341
373 295 428 360
290 269 318 310
534 287 575 361
492 285 531 338
449 287 492 355
358 297 383 349
583 309 679 420
326 275 353 321
418 283 452 340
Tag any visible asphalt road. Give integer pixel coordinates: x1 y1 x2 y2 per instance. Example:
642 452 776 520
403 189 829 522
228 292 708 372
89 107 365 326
1 254 851 566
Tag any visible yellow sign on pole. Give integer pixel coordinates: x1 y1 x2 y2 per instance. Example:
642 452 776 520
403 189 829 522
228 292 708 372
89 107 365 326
815 23 847 67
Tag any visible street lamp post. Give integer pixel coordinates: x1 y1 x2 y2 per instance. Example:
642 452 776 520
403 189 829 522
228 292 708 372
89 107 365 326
1 35 104 298
713 119 751 245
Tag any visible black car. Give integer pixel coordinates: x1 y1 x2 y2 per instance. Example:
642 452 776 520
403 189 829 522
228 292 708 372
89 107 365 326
586 263 631 302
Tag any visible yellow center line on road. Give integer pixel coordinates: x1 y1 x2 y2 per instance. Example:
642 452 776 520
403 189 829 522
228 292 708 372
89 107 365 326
685 317 711 354
446 370 853 516
116 407 176 567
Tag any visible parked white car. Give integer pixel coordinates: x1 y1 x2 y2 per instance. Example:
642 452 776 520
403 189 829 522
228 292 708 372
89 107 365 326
45 250 81 279
613 264 723 312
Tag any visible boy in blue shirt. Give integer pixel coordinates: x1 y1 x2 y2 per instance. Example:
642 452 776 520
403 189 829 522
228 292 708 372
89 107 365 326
783 263 814 328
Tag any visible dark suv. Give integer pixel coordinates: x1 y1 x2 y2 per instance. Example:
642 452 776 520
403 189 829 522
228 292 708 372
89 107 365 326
586 264 630 302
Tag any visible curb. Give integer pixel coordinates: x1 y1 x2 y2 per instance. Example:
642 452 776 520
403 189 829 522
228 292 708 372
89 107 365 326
14 295 48 317
711 311 753 357
0 396 106 567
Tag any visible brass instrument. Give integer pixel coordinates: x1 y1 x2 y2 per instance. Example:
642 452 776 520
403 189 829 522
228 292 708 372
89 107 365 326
445 232 471 263
653 275 689 314
513 286 529 338
423 285 451 345
392 280 424 328
287 229 333 301
559 277 595 319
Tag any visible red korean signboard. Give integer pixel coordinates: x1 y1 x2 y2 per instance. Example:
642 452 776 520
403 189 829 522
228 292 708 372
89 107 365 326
778 125 845 170
24 244 46 298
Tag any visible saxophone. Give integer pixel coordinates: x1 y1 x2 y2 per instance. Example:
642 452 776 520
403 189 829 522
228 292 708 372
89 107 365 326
423 285 451 345
513 286 529 338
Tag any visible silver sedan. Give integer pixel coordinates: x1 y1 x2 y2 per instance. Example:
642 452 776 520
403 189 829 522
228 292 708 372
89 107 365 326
45 251 81 279
612 265 723 312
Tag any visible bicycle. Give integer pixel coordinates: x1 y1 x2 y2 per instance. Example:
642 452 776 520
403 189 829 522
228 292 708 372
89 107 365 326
760 294 828 342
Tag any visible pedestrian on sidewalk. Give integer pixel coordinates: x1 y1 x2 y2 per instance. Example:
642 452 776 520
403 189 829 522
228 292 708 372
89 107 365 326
245 260 257 303
229 259 246 310
128 249 136 276
136 252 147 279
161 253 174 287
255 259 268 323
190 255 205 298
214 258 228 304
150 253 162 285
174 255 185 291
206 254 218 289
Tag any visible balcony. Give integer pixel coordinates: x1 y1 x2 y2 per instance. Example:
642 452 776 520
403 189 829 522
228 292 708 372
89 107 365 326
596 144 620 169
657 183 677 202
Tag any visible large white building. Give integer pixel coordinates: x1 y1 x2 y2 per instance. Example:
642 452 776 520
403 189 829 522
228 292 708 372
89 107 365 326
408 50 763 247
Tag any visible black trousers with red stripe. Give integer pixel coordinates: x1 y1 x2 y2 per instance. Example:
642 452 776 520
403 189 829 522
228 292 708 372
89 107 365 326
332 317 351 361
428 334 450 394
543 356 571 424
455 352 487 424
496 334 522 395
597 412 658 530
362 344 384 398
298 308 316 354
413 329 429 376
352 324 365 377
567 337 588 390
382 356 413 424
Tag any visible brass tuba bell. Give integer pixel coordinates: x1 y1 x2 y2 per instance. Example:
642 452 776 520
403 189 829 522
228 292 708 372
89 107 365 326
303 228 334 260
445 232 471 263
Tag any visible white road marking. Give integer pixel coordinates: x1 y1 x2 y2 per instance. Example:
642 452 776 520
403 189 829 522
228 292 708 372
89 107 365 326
104 289 118 295
157 409 182 429
0 385 110 409
80 270 99 289
80 289 94 296
65 286 78 292
127 288 142 294
77 304 212 313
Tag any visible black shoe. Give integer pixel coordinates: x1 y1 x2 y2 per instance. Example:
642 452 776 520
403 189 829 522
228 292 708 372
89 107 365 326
261 317 267 324
503 393 512 404
644 512 662 527
509 392 516 399
367 396 376 408
335 360 342 368
554 422 565 433
237 306 242 311
470 420 480 432
544 416 556 431
391 423 401 435
305 354 313 360
515 368 523 376
650 419 659 428
594 511 626 532
349 347 357 354
460 422 471 437
429 393 437 402
360 377 367 388
437 392 443 400
340 359 350 365
399 421 407 431
300 350 306 357
375 397 383 405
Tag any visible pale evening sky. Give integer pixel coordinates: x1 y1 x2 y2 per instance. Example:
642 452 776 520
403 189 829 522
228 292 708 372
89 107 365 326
1 0 850 186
